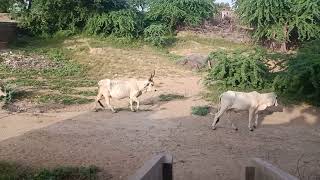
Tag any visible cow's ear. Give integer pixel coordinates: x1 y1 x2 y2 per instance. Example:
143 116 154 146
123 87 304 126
257 104 267 111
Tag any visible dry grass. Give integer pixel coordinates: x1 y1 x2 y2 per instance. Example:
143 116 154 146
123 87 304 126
65 38 190 79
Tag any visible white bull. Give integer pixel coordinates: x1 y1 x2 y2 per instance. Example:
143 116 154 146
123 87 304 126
94 71 156 112
212 91 278 131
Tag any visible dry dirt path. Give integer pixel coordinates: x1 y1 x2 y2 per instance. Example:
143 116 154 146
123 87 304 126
0 76 320 179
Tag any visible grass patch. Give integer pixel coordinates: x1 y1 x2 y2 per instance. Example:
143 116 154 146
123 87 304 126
77 90 97 97
191 106 210 116
0 161 99 180
0 46 98 105
38 94 93 105
159 94 185 101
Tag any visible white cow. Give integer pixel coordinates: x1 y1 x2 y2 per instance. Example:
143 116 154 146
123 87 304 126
94 71 156 112
212 91 278 131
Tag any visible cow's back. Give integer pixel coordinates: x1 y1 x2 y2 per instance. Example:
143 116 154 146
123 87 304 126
222 91 258 110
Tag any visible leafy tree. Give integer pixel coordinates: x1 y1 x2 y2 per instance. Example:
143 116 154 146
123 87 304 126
273 40 320 105
147 0 215 30
206 50 270 89
236 0 320 51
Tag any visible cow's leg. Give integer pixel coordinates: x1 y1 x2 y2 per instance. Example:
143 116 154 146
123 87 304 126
253 113 259 129
101 91 116 113
226 113 238 131
131 96 139 111
94 90 103 111
248 109 256 131
129 98 135 112
211 106 227 130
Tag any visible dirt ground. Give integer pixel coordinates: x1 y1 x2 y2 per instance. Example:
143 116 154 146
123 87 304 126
0 75 320 180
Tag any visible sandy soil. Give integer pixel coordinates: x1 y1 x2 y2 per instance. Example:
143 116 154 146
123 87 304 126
0 75 319 180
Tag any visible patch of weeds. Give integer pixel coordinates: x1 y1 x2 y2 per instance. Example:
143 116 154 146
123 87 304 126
88 35 145 49
0 161 32 179
34 166 99 180
38 94 93 105
77 90 97 97
0 84 22 104
159 94 185 101
0 161 99 180
6 79 46 88
49 79 97 88
178 35 249 50
191 106 210 116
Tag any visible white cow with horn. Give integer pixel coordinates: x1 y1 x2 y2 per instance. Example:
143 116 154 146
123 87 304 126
212 91 278 131
94 71 157 112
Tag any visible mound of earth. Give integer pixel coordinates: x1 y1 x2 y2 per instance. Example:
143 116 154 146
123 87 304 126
176 54 209 70
0 51 59 70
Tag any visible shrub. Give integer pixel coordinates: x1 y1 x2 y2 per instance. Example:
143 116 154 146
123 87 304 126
109 9 144 38
0 0 11 13
147 0 215 30
0 84 18 104
273 40 320 105
18 0 91 35
191 106 210 116
206 50 270 89
85 13 113 36
159 94 185 101
144 24 172 46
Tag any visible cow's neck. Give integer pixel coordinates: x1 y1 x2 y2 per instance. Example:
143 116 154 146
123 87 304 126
136 80 148 91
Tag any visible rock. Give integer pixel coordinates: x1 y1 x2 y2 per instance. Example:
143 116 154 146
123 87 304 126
176 54 208 70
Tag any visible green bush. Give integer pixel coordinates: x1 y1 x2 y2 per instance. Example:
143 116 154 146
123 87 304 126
0 84 18 104
0 0 12 13
159 93 185 101
85 9 143 38
147 0 215 30
0 161 99 180
18 0 90 35
191 106 210 116
273 40 320 105
109 9 144 38
85 13 113 36
206 50 270 89
144 24 173 46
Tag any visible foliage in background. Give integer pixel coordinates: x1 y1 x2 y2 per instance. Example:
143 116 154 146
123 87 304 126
0 0 12 13
144 24 173 46
147 0 215 30
109 9 144 38
236 0 320 51
14 0 215 43
206 50 270 89
191 106 210 116
273 40 320 106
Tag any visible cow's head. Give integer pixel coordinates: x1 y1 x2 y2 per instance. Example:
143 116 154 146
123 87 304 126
145 70 157 92
258 92 278 111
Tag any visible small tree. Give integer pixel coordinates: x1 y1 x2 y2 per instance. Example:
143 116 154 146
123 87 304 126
236 0 320 51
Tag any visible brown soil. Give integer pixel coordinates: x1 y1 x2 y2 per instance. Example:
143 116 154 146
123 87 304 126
0 76 319 180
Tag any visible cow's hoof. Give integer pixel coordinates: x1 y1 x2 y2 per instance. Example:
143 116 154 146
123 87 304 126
234 128 238 131
212 126 217 130
253 125 257 129
112 110 118 113
249 128 254 131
